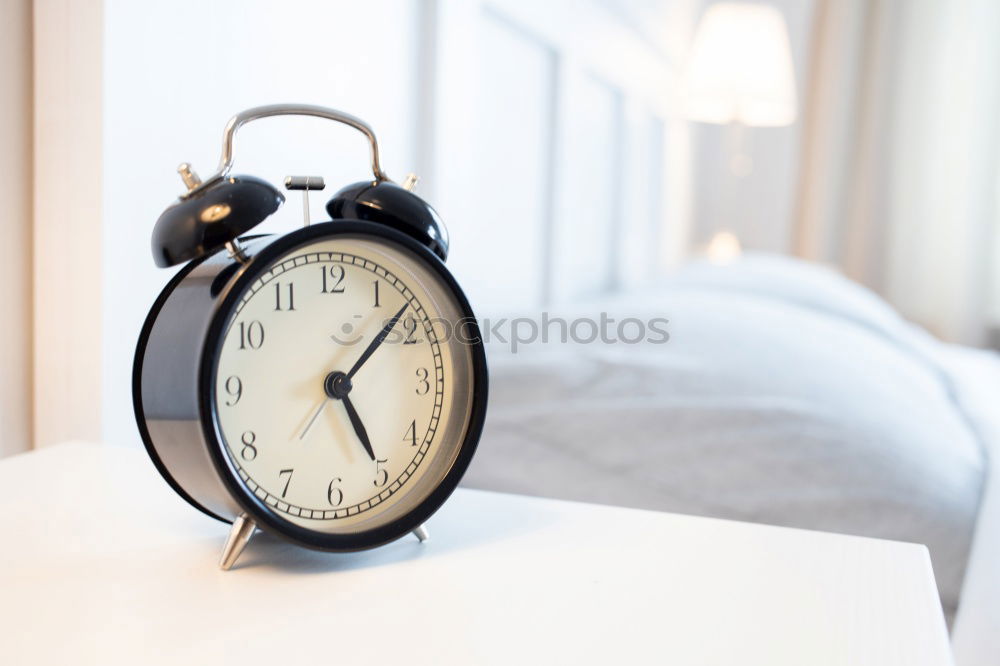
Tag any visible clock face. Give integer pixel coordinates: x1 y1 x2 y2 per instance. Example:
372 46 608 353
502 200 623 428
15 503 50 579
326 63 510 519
211 234 477 534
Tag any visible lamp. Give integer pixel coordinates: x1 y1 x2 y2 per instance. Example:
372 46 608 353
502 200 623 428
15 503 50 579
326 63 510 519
687 2 797 258
687 2 798 128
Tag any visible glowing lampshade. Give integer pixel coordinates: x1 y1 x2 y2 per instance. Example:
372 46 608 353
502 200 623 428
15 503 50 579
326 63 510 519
687 3 798 127
706 231 743 264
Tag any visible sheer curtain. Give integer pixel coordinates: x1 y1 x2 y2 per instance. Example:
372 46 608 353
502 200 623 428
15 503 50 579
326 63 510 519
794 0 1000 346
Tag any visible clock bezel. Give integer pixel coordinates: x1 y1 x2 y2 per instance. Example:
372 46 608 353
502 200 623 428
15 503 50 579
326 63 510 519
199 220 488 552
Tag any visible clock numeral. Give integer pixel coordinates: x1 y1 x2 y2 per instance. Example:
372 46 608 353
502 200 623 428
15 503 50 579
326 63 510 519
240 431 257 461
237 320 265 350
372 279 381 307
278 468 294 498
404 419 418 446
374 458 389 487
224 375 242 406
415 367 430 395
402 316 419 344
327 478 344 506
274 282 295 311
321 265 345 294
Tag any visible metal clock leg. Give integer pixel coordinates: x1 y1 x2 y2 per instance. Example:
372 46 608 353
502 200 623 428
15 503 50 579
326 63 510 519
412 524 429 543
219 513 257 571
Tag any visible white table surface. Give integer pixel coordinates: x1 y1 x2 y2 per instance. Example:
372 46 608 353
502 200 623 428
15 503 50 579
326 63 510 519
0 443 952 665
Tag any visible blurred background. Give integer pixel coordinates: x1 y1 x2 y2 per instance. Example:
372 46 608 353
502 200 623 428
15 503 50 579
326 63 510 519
2 0 1000 660
1 0 998 455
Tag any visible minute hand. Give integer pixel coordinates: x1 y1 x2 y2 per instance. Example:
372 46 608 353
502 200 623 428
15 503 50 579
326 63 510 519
346 303 408 379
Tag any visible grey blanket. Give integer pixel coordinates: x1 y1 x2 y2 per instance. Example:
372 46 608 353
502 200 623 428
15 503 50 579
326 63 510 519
462 255 988 623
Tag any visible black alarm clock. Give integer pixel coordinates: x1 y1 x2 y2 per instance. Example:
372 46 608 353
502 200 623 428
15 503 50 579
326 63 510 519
133 104 488 570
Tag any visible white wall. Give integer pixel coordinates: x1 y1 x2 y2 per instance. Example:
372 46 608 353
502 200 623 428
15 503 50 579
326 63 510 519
33 0 104 450
0 0 33 458
433 0 696 311
31 0 695 449
100 0 422 447
27 0 998 453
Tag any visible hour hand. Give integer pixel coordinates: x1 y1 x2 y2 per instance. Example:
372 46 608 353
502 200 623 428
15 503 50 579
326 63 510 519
323 371 374 460
340 395 376 461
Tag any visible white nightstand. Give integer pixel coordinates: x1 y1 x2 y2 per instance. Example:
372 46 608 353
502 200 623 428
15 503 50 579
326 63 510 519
0 443 952 665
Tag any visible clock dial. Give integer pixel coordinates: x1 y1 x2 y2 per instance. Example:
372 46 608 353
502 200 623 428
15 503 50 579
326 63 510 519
212 236 475 532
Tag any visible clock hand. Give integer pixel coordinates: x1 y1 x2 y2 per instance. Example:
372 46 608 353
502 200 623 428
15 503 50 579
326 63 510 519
297 311 379 441
318 371 375 460
297 398 330 441
346 303 408 379
340 394 376 461
298 305 405 447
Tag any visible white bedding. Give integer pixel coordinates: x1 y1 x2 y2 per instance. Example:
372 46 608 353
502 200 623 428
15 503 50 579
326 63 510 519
463 254 992 629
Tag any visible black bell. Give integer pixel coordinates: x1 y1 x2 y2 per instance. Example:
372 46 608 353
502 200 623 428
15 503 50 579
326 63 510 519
326 180 449 261
151 174 284 267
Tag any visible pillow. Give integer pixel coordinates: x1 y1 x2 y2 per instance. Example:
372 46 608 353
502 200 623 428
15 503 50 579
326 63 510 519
673 254 914 339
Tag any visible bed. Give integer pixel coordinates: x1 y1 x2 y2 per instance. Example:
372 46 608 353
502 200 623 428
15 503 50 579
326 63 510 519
461 253 999 656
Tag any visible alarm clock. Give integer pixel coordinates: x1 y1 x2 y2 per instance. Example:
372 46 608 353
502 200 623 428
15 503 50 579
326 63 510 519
133 104 488 570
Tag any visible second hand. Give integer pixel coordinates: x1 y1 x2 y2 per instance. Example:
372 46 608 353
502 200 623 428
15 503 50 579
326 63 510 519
295 303 408 446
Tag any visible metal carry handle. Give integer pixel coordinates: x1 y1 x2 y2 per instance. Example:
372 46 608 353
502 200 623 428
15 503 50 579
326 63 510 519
187 104 391 195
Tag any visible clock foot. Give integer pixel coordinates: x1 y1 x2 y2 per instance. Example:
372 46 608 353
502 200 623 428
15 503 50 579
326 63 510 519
219 513 256 571
412 524 429 543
